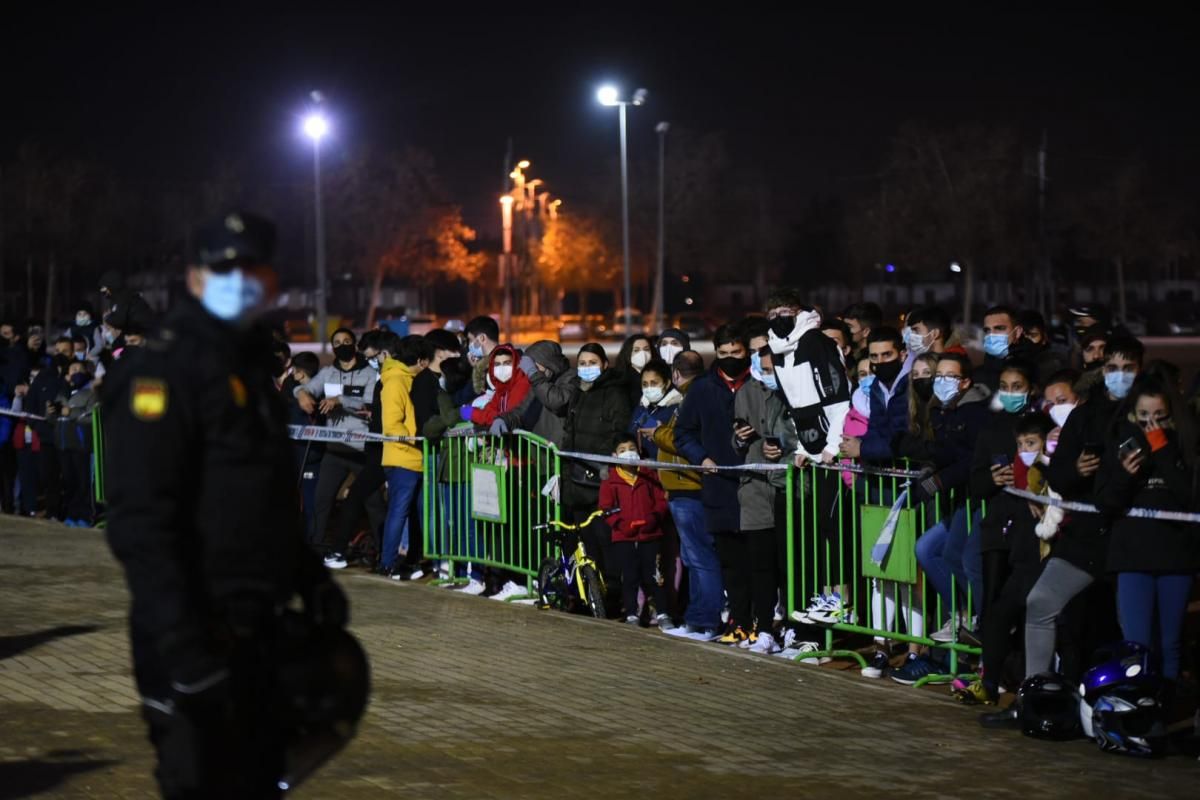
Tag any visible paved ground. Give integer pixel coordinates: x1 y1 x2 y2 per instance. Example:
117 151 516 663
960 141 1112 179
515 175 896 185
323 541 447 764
1 517 1196 799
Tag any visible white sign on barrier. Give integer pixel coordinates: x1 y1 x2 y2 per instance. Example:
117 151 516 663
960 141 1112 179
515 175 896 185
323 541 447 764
470 463 507 523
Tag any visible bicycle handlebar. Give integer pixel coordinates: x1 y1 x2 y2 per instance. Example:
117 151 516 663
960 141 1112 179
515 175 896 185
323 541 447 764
532 507 620 533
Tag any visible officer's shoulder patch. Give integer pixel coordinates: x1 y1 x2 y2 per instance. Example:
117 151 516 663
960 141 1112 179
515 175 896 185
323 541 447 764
131 378 169 421
229 375 247 407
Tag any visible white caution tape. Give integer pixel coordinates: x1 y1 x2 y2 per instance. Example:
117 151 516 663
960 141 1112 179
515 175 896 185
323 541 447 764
1004 487 1200 524
0 407 47 422
286 425 423 445
551 446 923 479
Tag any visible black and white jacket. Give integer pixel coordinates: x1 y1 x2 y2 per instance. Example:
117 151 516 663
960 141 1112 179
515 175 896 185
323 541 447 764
768 310 850 459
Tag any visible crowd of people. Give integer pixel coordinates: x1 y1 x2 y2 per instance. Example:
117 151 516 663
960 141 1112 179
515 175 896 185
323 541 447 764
3 282 1198 745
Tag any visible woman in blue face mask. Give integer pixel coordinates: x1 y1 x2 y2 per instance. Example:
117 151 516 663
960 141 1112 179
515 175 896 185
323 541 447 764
562 342 635 592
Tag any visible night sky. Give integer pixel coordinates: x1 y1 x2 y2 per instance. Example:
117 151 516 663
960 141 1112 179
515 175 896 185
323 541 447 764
5 10 1197 242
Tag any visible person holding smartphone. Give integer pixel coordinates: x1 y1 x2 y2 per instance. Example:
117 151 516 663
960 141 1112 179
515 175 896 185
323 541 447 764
1097 376 1198 683
983 336 1145 729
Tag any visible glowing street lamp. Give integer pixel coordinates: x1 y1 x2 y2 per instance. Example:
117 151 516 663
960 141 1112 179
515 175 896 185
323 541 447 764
301 101 330 351
595 84 648 333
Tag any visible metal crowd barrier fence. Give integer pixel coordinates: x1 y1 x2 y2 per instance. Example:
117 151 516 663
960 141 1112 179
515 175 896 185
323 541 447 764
420 427 561 597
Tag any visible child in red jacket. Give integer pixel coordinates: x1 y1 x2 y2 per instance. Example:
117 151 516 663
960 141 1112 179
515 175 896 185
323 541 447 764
599 434 670 625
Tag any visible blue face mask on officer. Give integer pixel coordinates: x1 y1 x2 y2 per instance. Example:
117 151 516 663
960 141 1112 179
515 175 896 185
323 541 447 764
200 268 266 323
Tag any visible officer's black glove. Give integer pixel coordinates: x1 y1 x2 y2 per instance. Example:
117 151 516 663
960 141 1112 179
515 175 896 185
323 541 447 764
909 469 942 504
304 579 348 629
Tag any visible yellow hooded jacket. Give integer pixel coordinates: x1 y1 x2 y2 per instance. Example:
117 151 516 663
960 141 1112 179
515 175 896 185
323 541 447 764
380 360 423 472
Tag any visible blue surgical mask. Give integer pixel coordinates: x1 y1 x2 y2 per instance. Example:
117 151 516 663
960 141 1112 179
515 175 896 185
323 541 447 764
578 365 601 383
998 391 1028 413
74 352 86 361
200 269 264 323
102 328 115 346
468 341 484 360
75 314 91 328
760 372 778 391
933 376 960 404
858 374 875 396
1105 370 1135 400
368 357 380 371
983 333 1010 358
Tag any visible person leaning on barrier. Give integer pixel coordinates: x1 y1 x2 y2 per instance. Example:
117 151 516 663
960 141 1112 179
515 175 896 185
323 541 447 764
500 339 577 447
103 211 353 798
378 334 427 578
845 327 908 465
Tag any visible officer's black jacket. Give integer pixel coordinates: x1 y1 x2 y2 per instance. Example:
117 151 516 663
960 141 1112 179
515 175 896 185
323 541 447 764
103 295 327 696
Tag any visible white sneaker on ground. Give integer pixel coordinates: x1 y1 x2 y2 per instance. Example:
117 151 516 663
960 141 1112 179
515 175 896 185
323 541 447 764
807 593 857 626
489 580 526 601
652 613 671 627
750 632 781 655
795 641 830 665
457 578 487 596
323 553 348 570
407 568 425 581
930 618 957 643
624 615 640 625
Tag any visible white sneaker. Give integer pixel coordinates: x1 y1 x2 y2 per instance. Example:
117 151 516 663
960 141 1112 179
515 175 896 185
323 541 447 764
624 615 640 625
795 641 830 665
807 593 856 626
489 580 526 601
750 632 781 655
323 553 348 570
790 593 829 624
930 618 957 643
407 568 425 581
436 567 452 582
457 578 486 596
651 613 671 627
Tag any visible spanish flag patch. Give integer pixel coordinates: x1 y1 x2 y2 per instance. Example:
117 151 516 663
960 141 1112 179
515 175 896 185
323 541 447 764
131 378 168 421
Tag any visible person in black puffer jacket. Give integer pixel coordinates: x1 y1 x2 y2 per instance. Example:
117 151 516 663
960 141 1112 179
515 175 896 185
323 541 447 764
1097 375 1199 681
562 343 634 589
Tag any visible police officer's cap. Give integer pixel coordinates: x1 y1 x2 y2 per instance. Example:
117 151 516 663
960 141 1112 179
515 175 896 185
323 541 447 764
193 211 276 271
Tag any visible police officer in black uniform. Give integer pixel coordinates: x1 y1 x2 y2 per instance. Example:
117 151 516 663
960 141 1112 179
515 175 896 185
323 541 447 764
103 212 350 798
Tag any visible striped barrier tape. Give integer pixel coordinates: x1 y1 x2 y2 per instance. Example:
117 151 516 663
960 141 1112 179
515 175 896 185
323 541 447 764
1004 486 1200 524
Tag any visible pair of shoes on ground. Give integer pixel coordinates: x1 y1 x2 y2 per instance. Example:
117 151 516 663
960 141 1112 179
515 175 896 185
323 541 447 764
789 592 857 625
63 519 91 529
930 616 982 647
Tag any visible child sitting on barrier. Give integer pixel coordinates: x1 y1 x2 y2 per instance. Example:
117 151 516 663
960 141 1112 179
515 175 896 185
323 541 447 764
599 434 670 626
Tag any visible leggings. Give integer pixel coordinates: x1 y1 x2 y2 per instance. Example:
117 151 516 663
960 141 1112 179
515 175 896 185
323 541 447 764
1024 557 1093 678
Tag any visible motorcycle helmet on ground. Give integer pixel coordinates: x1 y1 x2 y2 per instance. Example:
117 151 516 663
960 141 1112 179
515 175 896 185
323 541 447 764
1091 684 1167 757
274 611 371 792
1018 672 1081 740
1078 641 1154 739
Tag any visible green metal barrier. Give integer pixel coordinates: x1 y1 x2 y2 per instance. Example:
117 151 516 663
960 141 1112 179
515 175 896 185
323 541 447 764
785 461 982 684
422 428 561 598
91 406 105 507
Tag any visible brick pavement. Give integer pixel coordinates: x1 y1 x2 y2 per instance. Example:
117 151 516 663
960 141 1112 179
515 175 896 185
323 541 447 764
1 517 1196 799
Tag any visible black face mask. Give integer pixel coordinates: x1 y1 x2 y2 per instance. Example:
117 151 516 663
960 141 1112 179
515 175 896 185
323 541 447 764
911 376 934 402
717 356 751 378
769 315 796 339
333 344 356 364
873 359 902 387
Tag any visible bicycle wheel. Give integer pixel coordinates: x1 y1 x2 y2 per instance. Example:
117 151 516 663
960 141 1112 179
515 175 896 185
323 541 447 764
580 565 607 619
537 558 570 611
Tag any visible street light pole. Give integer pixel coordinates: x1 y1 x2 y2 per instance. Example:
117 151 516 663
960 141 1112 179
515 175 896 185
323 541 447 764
597 86 646 334
303 104 330 353
312 140 328 354
652 121 669 334
618 102 632 334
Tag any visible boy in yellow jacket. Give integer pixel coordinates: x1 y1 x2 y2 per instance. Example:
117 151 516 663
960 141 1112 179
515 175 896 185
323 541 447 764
379 338 425 575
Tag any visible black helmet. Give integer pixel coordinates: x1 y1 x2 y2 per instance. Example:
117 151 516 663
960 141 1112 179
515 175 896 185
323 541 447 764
1018 673 1081 741
1091 683 1167 757
274 612 370 792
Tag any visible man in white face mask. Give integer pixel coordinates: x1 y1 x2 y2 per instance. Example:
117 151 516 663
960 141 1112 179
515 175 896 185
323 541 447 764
102 211 356 796
656 327 691 368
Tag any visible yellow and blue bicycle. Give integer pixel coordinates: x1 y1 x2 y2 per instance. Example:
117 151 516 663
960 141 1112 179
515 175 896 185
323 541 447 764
532 507 618 620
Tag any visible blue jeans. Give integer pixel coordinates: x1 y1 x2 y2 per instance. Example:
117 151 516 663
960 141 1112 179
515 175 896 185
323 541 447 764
441 483 482 581
381 467 422 570
671 497 723 629
916 507 973 615
1118 572 1194 679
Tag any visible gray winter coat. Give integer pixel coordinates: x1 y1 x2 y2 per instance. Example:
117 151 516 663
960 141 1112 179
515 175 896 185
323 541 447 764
293 358 378 452
734 379 792 530
500 340 578 447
